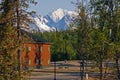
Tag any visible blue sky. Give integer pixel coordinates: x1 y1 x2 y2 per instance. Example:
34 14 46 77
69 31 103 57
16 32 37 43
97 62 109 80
29 0 77 16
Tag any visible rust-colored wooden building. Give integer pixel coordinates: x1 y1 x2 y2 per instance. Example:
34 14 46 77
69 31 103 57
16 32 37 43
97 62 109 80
21 42 51 69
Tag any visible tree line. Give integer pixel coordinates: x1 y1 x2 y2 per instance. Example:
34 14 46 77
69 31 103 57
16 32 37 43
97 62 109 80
31 0 120 79
0 0 120 80
31 0 120 61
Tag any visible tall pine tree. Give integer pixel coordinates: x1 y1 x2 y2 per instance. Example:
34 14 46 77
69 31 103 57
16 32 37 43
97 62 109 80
90 0 120 79
0 0 37 79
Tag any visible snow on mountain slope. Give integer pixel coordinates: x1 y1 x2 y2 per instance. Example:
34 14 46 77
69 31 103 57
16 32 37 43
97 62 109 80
28 14 54 32
26 8 78 32
47 8 78 23
56 14 72 30
44 8 78 30
48 8 67 23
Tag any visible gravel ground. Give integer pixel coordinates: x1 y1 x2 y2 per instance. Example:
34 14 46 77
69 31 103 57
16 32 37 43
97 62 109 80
27 60 116 80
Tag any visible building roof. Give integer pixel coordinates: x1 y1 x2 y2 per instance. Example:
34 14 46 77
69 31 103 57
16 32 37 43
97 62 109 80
21 30 51 44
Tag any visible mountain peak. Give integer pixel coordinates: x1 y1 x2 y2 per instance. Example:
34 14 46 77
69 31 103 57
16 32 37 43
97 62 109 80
49 8 67 23
56 8 66 12
27 8 78 32
48 8 77 23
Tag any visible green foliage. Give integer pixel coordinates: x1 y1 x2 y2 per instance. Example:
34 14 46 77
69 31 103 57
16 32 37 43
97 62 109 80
0 0 37 80
90 0 120 79
90 0 120 57
28 0 120 63
0 0 119 79
0 20 20 80
30 30 78 61
29 0 120 62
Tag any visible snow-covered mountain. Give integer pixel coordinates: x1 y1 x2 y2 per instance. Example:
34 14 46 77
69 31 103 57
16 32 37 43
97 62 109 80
27 8 78 32
26 14 54 32
45 8 78 30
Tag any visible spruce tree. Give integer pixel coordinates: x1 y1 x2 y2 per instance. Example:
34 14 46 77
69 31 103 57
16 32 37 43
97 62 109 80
74 0 90 79
0 0 20 79
90 0 120 79
0 0 37 79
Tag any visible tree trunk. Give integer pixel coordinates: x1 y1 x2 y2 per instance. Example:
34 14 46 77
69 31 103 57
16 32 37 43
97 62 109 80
115 50 120 80
99 51 103 80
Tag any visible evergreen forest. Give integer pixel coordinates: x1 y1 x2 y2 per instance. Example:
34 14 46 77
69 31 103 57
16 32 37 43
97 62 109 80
30 0 120 62
0 0 120 80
